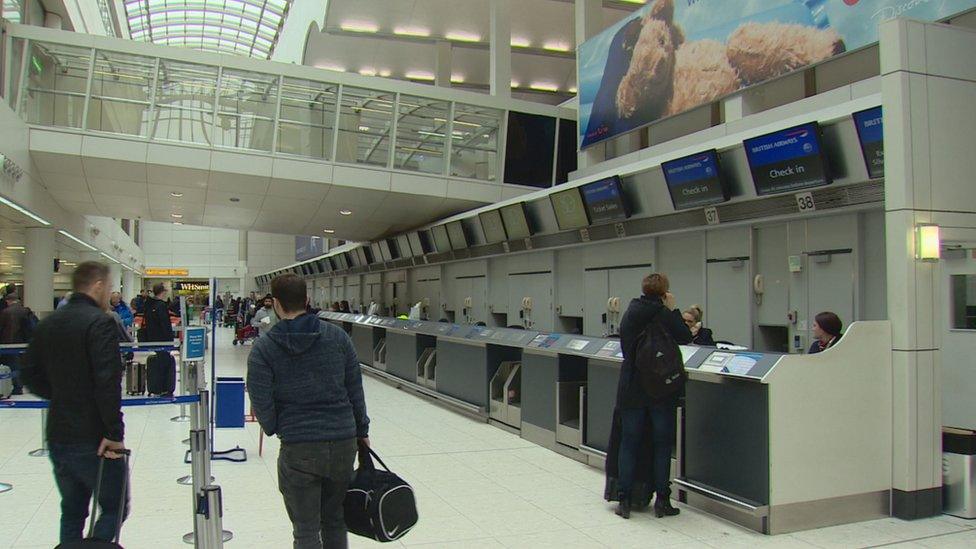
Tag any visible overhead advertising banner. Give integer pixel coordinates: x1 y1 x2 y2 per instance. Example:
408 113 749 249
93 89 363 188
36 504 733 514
295 236 326 262
578 0 976 148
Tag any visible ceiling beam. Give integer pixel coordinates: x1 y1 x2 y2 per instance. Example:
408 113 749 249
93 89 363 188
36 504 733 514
322 27 575 60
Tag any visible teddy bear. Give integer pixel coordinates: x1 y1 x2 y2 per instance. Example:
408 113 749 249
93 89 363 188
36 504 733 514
614 0 846 120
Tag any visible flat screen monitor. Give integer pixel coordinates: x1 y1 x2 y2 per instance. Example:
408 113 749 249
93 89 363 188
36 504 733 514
357 246 372 265
431 225 452 253
580 176 629 224
379 240 393 262
369 243 382 264
342 252 355 269
743 122 831 196
328 257 339 271
500 202 533 239
662 149 729 210
479 209 508 244
447 221 468 249
318 259 331 273
852 106 884 180
409 231 428 255
505 111 556 188
396 234 412 257
549 187 590 230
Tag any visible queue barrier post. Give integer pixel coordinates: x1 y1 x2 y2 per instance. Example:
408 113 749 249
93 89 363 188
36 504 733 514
27 409 49 457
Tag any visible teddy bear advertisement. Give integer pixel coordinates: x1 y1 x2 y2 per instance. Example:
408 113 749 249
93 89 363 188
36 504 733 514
578 0 976 149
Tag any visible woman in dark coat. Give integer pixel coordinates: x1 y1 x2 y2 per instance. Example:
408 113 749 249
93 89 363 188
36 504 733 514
605 273 692 519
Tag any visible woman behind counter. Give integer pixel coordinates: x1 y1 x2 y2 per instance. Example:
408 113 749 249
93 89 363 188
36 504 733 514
809 311 843 354
682 305 715 346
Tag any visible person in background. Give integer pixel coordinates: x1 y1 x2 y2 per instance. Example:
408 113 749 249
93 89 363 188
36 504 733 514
0 289 34 395
331 302 341 312
251 294 278 338
142 284 175 344
608 273 692 520
110 292 134 331
339 301 351 314
215 294 225 312
21 262 128 543
57 291 72 310
682 305 715 346
809 311 843 354
247 273 369 549
132 289 148 315
0 284 16 313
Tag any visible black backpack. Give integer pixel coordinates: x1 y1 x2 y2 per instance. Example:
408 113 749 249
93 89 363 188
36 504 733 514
345 448 418 543
633 310 686 400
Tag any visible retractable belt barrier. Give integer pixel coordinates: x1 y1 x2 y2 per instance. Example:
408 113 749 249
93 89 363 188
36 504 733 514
0 340 231 548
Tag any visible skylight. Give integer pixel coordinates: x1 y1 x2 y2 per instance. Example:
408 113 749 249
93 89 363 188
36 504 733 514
123 0 292 59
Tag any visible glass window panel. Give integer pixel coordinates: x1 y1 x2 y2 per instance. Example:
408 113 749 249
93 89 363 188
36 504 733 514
87 50 155 136
215 69 277 151
152 59 217 144
21 42 91 129
3 0 24 23
277 77 337 160
7 38 26 110
394 95 449 175
336 87 394 167
451 103 502 182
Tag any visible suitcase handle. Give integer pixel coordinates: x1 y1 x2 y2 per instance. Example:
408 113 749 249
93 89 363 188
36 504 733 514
357 446 391 473
88 449 130 543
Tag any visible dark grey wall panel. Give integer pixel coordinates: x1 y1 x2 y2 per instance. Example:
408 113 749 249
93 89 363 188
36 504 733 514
521 353 558 431
351 325 374 366
385 332 418 382
435 341 489 407
586 359 621 452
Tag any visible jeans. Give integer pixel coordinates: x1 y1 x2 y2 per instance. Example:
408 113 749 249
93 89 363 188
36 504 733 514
278 438 358 549
617 396 678 499
49 442 129 543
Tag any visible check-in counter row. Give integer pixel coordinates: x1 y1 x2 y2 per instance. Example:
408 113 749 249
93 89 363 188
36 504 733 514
319 312 893 536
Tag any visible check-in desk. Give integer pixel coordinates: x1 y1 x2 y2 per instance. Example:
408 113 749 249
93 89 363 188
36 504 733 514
316 312 893 535
676 321 892 534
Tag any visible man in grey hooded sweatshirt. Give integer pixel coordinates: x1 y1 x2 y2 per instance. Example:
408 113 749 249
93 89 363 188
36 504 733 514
247 273 370 549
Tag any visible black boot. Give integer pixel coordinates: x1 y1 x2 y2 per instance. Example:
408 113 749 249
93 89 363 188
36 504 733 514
654 493 680 518
615 494 632 519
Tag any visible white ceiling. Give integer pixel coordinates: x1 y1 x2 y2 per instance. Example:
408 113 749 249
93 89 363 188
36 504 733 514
305 0 637 102
31 149 494 243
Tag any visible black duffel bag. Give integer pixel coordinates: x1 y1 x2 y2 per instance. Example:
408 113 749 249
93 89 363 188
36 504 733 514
345 447 418 542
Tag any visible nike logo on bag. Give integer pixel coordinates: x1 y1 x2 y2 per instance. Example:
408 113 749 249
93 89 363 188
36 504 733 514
388 526 400 537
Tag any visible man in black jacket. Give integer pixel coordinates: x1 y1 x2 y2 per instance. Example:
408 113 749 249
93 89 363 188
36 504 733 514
142 283 174 343
21 261 128 543
609 273 692 519
0 289 33 395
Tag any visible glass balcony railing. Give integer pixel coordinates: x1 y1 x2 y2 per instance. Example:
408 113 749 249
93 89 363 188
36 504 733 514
2 25 575 187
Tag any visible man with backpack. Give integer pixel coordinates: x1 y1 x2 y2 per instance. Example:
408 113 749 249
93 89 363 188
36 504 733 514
608 273 692 519
0 288 35 395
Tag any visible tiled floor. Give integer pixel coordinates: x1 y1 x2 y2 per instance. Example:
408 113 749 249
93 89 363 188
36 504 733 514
1 327 974 548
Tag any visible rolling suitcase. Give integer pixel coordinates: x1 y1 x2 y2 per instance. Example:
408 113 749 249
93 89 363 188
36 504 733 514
55 450 130 548
0 364 12 399
124 361 146 396
146 352 176 396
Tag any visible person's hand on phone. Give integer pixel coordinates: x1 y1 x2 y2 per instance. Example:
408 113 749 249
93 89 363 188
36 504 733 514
98 438 126 459
663 292 677 311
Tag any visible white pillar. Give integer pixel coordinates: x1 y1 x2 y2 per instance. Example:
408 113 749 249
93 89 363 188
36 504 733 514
575 0 604 169
435 40 452 87
489 0 511 98
24 228 55 316
43 13 63 30
122 269 135 302
109 263 123 295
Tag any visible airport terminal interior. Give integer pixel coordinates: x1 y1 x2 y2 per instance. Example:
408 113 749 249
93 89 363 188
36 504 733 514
1 0 976 547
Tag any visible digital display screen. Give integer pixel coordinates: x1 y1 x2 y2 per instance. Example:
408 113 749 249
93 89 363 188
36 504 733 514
369 243 382 264
479 209 508 244
580 176 629 224
447 221 468 249
431 225 452 253
662 150 729 210
340 252 353 270
500 202 533 239
355 248 368 267
852 107 884 180
387 238 401 260
409 231 428 255
549 187 590 230
328 257 339 271
396 234 413 257
743 122 831 196
318 259 331 273
379 240 393 262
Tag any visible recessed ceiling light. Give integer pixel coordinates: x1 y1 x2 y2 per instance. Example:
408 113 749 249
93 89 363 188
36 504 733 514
510 80 520 88
229 197 241 203
358 125 370 132
569 86 578 94
450 74 465 84
316 63 346 72
542 41 571 52
340 21 378 33
394 26 430 38
445 31 480 42
339 209 353 216
529 82 560 92
171 213 183 219
378 69 391 77
405 71 435 81
511 37 531 48
170 192 184 198
5 246 24 250
174 221 183 226
358 68 377 76
323 229 335 234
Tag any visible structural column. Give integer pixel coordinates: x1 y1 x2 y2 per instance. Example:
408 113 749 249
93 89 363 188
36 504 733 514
122 269 135 302
24 228 55 316
575 0 604 169
879 18 976 519
489 0 511 98
109 263 123 295
435 40 452 88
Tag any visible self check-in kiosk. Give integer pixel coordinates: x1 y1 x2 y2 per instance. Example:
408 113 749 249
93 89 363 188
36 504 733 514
318 312 894 535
